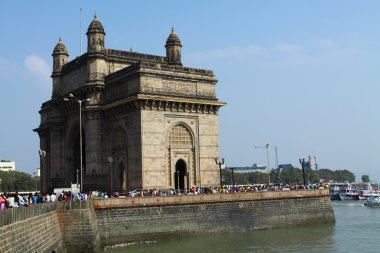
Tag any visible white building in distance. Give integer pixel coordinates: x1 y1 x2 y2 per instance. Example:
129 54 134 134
0 160 16 171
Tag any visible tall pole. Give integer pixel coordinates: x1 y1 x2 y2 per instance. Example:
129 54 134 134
177 170 180 193
108 157 113 193
33 171 37 192
231 167 235 186
215 158 225 188
76 169 79 192
38 149 46 193
275 146 279 169
80 8 82 55
299 158 306 186
255 144 270 185
64 94 89 192
266 144 270 185
79 100 83 192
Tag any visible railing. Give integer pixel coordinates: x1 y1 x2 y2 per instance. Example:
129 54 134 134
0 202 57 227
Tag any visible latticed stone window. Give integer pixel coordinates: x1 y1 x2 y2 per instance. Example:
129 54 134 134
115 130 126 149
169 124 193 146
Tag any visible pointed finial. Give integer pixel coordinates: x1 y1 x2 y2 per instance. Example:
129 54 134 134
171 26 174 33
94 12 97 20
59 36 62 43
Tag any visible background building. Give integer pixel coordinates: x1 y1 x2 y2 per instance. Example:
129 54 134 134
34 16 225 193
0 160 16 172
224 164 267 173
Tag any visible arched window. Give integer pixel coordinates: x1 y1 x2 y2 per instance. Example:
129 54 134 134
114 129 126 150
169 124 193 146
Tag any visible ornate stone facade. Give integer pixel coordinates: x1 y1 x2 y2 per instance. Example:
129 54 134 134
34 16 225 192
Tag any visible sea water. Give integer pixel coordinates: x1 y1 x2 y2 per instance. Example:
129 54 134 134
103 201 380 253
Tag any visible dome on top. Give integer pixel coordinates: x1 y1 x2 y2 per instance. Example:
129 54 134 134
165 28 182 47
52 37 69 56
87 14 105 35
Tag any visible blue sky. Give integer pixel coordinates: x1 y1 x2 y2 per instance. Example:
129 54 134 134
0 1 379 181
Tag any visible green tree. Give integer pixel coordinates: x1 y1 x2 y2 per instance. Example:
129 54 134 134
361 175 370 183
0 171 36 192
318 168 334 182
333 169 355 183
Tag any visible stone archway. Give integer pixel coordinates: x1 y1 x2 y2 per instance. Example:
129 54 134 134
174 159 187 191
111 128 127 193
65 124 86 187
167 123 196 189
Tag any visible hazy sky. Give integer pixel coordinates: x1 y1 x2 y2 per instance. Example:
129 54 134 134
0 1 379 181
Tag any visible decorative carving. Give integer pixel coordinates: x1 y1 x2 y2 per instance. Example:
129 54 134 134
162 80 196 96
104 98 222 117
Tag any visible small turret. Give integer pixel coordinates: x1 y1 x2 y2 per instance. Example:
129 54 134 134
86 14 105 52
165 28 182 65
51 37 69 98
52 36 69 73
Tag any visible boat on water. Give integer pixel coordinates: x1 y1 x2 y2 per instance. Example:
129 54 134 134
329 182 380 201
358 183 380 200
364 196 380 207
338 183 360 200
329 184 341 200
339 192 359 200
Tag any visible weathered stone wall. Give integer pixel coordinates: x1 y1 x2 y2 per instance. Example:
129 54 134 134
0 203 61 253
94 189 335 246
56 201 100 253
0 190 335 252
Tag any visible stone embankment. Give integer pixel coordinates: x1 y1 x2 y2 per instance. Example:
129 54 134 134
0 189 335 253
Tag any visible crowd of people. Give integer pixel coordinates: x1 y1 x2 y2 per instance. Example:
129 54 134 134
0 192 57 209
0 183 328 210
123 183 327 198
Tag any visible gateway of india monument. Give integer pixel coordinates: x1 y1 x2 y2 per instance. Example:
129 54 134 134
34 15 225 193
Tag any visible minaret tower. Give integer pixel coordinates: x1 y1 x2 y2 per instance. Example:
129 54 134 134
86 14 105 52
165 28 182 65
86 14 106 84
51 36 69 97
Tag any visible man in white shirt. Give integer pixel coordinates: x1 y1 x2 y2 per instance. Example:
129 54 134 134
50 193 57 202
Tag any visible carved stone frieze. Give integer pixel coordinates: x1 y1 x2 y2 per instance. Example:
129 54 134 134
162 80 196 96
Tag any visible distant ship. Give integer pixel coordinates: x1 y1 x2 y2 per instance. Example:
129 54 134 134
330 182 380 201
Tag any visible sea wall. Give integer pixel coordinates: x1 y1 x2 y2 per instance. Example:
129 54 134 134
0 189 334 252
94 189 335 246
0 202 61 253
56 201 100 253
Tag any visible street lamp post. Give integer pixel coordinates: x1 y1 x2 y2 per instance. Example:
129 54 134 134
215 158 225 188
176 170 180 193
33 172 37 192
38 149 46 192
64 94 89 192
76 169 79 191
108 157 113 193
299 158 306 186
255 144 270 185
231 167 235 186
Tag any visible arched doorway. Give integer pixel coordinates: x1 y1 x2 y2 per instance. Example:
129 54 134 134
112 128 127 193
175 159 187 191
66 124 86 188
115 162 125 192
167 123 196 189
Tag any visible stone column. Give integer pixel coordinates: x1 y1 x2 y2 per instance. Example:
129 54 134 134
84 110 103 187
49 124 64 189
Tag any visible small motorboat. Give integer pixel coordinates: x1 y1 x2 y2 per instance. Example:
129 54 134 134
364 196 380 207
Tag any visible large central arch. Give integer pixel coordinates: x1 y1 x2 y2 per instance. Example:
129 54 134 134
111 128 127 193
167 122 195 189
65 123 86 188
